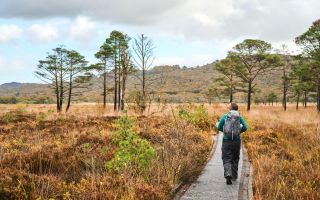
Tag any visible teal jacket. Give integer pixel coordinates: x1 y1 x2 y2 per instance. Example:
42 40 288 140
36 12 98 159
217 113 248 141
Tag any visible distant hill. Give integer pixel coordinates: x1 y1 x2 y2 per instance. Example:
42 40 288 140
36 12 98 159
0 62 284 103
0 82 23 89
0 82 52 103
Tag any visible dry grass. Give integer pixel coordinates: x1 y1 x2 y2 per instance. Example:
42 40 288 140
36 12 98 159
0 104 212 200
0 103 183 118
240 106 320 200
1 103 319 199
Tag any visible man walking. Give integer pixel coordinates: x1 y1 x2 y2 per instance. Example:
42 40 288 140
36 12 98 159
217 103 248 185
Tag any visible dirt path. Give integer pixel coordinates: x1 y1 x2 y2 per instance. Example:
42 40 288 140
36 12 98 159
177 132 252 200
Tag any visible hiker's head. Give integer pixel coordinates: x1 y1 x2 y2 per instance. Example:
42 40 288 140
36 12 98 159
228 103 238 111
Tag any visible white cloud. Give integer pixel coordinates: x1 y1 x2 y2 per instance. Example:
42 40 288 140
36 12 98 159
0 24 23 43
0 0 319 44
69 16 96 42
0 0 183 24
28 24 58 43
0 0 320 68
193 13 216 26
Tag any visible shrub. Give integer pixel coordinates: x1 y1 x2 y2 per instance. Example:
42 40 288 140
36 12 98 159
56 115 65 122
82 143 90 151
156 119 212 185
178 107 190 119
48 109 55 114
127 90 146 113
178 104 211 131
37 112 47 122
106 115 156 174
14 104 27 115
2 112 16 123
0 96 18 104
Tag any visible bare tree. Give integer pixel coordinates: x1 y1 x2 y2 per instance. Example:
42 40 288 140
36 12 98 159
133 34 155 111
276 44 293 111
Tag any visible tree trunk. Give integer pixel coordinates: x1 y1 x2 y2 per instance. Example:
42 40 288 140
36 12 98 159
114 57 117 111
59 82 63 113
142 68 146 111
59 65 63 113
55 72 60 112
118 68 121 111
317 77 320 113
229 77 233 103
120 49 128 111
304 90 307 108
142 35 146 111
283 67 287 111
117 49 121 111
296 93 300 110
230 75 233 103
121 75 126 111
103 72 107 108
56 86 60 112
147 94 152 113
247 81 252 111
66 74 72 112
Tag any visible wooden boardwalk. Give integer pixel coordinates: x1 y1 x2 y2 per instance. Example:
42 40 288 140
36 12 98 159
177 132 253 200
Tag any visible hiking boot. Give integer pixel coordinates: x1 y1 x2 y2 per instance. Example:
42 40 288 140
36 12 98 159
226 176 232 185
232 175 238 181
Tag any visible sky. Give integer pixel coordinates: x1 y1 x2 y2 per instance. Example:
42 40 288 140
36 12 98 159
0 0 319 84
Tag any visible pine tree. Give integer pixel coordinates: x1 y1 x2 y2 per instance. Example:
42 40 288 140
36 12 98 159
228 39 281 111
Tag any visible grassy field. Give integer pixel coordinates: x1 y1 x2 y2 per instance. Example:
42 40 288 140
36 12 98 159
0 103 319 199
0 103 213 199
241 106 320 200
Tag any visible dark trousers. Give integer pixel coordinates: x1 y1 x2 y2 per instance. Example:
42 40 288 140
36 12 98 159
222 140 241 179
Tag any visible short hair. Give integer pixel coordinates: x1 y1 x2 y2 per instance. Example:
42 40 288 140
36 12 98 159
230 103 238 111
